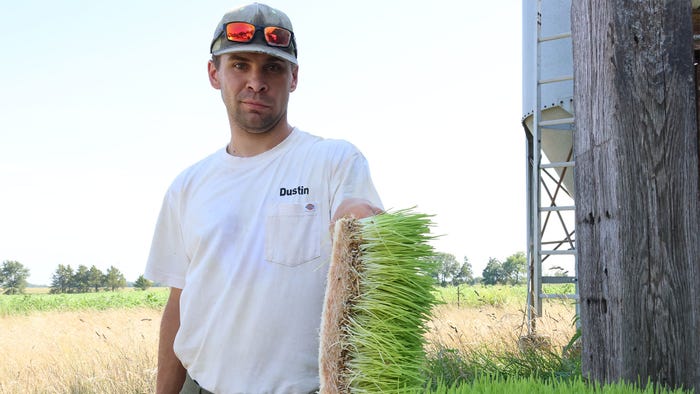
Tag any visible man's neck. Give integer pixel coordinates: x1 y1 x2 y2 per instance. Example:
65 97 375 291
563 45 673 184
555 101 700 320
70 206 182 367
227 124 293 157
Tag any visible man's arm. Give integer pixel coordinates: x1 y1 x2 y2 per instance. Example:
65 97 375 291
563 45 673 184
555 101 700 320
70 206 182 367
156 287 186 394
331 198 383 229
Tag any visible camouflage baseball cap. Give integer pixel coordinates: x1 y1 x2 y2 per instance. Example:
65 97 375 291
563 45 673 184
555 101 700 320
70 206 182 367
210 3 298 65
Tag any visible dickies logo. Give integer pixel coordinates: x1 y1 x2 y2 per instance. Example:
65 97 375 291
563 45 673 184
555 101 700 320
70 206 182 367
305 203 315 212
279 186 310 196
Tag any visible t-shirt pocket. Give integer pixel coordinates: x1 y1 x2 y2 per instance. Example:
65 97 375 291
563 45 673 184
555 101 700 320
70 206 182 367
265 202 321 267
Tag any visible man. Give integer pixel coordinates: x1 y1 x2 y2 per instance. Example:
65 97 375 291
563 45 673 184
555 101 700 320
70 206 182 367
145 3 382 393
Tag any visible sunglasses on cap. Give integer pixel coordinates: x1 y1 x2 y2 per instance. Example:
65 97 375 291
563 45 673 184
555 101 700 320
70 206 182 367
225 22 295 49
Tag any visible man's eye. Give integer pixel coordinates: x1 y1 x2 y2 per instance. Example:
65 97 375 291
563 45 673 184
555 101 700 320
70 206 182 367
233 63 248 70
265 64 283 73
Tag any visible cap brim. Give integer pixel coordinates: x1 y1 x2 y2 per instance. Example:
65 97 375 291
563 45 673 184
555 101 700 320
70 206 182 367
212 43 298 65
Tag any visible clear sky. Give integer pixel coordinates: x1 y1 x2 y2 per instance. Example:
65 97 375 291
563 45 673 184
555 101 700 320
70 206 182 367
0 0 524 285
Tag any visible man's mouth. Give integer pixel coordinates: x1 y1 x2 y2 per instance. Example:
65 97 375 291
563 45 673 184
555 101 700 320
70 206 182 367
241 100 270 111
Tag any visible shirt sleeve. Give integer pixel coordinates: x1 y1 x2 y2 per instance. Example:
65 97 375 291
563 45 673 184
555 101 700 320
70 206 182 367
144 186 189 289
329 142 383 217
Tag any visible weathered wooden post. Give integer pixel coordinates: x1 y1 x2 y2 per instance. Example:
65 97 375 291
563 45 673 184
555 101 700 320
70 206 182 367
572 0 700 390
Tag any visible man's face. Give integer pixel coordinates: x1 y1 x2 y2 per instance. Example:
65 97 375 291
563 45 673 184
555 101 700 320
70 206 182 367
208 52 298 134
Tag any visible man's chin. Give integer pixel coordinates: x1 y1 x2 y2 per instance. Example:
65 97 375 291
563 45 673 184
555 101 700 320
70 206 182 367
236 115 284 134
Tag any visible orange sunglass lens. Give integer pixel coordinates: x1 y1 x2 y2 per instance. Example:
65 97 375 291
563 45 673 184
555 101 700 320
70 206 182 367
264 27 291 47
226 23 255 42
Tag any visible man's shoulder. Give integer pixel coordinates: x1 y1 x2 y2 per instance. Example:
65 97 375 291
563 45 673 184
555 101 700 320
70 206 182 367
293 129 360 156
167 148 226 190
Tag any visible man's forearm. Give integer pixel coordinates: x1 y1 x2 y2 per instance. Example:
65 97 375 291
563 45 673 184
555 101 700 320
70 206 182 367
156 287 186 394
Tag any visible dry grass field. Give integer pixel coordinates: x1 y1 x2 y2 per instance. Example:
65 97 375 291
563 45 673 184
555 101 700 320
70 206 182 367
0 308 161 393
0 300 575 393
428 302 576 353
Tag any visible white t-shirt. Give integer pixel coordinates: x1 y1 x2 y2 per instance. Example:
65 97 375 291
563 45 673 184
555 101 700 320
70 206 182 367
145 129 382 394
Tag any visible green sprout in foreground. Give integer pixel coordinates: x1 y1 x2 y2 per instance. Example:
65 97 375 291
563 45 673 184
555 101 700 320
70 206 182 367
341 208 440 393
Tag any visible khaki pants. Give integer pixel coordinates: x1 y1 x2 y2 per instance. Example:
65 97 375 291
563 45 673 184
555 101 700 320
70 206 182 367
179 372 320 393
180 372 214 394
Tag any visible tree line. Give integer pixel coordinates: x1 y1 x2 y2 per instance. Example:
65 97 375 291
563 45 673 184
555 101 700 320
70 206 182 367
429 251 527 287
50 264 129 293
2 252 527 295
0 260 153 295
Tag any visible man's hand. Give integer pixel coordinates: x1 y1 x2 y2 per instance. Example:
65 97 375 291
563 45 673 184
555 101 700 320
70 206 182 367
331 198 383 232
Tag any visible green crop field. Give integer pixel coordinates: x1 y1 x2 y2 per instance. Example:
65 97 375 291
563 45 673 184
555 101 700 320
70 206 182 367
434 284 576 308
0 287 169 316
0 285 565 316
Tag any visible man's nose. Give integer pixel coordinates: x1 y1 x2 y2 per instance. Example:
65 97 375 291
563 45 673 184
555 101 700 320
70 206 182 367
246 70 268 92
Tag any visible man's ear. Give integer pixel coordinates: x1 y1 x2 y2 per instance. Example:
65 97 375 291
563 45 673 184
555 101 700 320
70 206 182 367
289 64 298 92
208 60 221 90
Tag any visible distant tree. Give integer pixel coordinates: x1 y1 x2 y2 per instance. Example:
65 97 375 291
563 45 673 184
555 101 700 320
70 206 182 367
428 252 460 287
452 256 474 286
133 275 153 291
87 265 104 292
482 257 507 285
73 265 91 293
104 266 126 291
50 264 74 294
502 251 527 285
550 265 569 277
0 260 30 295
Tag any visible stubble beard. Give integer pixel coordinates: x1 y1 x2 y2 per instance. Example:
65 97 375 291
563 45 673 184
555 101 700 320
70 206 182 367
233 107 285 134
